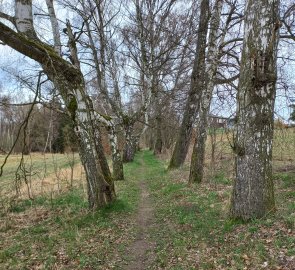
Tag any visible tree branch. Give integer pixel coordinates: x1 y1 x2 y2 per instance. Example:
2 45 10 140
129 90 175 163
0 22 81 84
0 11 16 26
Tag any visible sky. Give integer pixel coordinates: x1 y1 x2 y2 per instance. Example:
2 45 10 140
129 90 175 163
0 0 295 122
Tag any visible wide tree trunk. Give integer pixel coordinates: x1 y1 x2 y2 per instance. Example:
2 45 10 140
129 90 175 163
49 79 116 208
189 116 208 183
169 0 210 169
230 0 279 220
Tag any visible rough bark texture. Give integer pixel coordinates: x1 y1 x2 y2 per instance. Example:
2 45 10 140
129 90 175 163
82 3 124 181
154 95 163 155
230 0 279 220
189 117 207 183
154 117 163 155
189 0 224 183
169 0 210 169
123 120 136 162
108 126 124 180
15 0 37 39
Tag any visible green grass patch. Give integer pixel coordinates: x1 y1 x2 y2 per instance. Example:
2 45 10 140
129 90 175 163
0 152 145 269
212 172 231 185
276 172 295 188
138 150 295 269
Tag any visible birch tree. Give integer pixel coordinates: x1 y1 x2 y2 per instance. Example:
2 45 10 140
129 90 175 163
0 0 116 209
189 0 239 183
230 0 279 220
120 0 182 161
78 0 124 180
189 0 224 183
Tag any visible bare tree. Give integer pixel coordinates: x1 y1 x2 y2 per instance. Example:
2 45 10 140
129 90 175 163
189 0 239 183
0 0 115 209
169 0 210 169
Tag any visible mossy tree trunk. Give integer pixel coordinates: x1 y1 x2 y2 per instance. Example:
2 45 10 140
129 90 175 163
73 91 115 208
94 114 124 181
82 2 124 181
230 0 279 220
108 125 124 180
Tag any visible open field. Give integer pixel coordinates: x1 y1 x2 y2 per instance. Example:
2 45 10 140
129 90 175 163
0 153 83 211
1 128 294 204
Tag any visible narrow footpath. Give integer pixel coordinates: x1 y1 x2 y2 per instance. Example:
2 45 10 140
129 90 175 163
124 179 156 269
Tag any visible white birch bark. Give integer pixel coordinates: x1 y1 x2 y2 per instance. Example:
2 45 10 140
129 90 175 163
45 0 61 55
230 0 279 220
15 0 37 38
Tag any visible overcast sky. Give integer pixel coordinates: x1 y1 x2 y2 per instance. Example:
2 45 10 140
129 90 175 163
0 0 294 122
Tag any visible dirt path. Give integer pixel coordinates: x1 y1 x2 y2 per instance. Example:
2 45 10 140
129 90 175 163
124 180 156 269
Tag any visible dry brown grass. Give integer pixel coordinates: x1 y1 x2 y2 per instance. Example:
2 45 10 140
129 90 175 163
0 153 84 211
179 127 295 180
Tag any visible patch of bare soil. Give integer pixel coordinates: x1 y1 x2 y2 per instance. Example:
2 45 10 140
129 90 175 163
275 164 295 173
124 180 156 270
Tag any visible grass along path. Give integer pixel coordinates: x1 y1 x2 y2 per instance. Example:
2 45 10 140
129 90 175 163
127 150 294 269
142 151 294 269
0 150 294 269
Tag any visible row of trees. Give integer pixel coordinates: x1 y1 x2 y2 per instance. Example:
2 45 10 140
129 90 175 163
0 0 294 220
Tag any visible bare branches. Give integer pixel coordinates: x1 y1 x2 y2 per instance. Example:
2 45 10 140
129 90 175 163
0 72 42 178
0 11 16 26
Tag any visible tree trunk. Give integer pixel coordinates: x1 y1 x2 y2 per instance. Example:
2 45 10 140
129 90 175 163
149 132 154 151
169 0 210 169
123 122 135 162
108 126 124 180
45 0 61 54
189 116 208 183
230 0 279 220
0 2 116 209
154 116 163 155
132 134 140 152
153 92 163 155
189 0 224 183
61 85 116 209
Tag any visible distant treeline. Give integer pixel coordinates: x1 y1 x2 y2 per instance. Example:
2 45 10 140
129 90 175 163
0 99 78 154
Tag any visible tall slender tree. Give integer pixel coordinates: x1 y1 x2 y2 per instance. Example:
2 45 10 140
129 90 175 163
189 0 239 183
169 0 210 169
